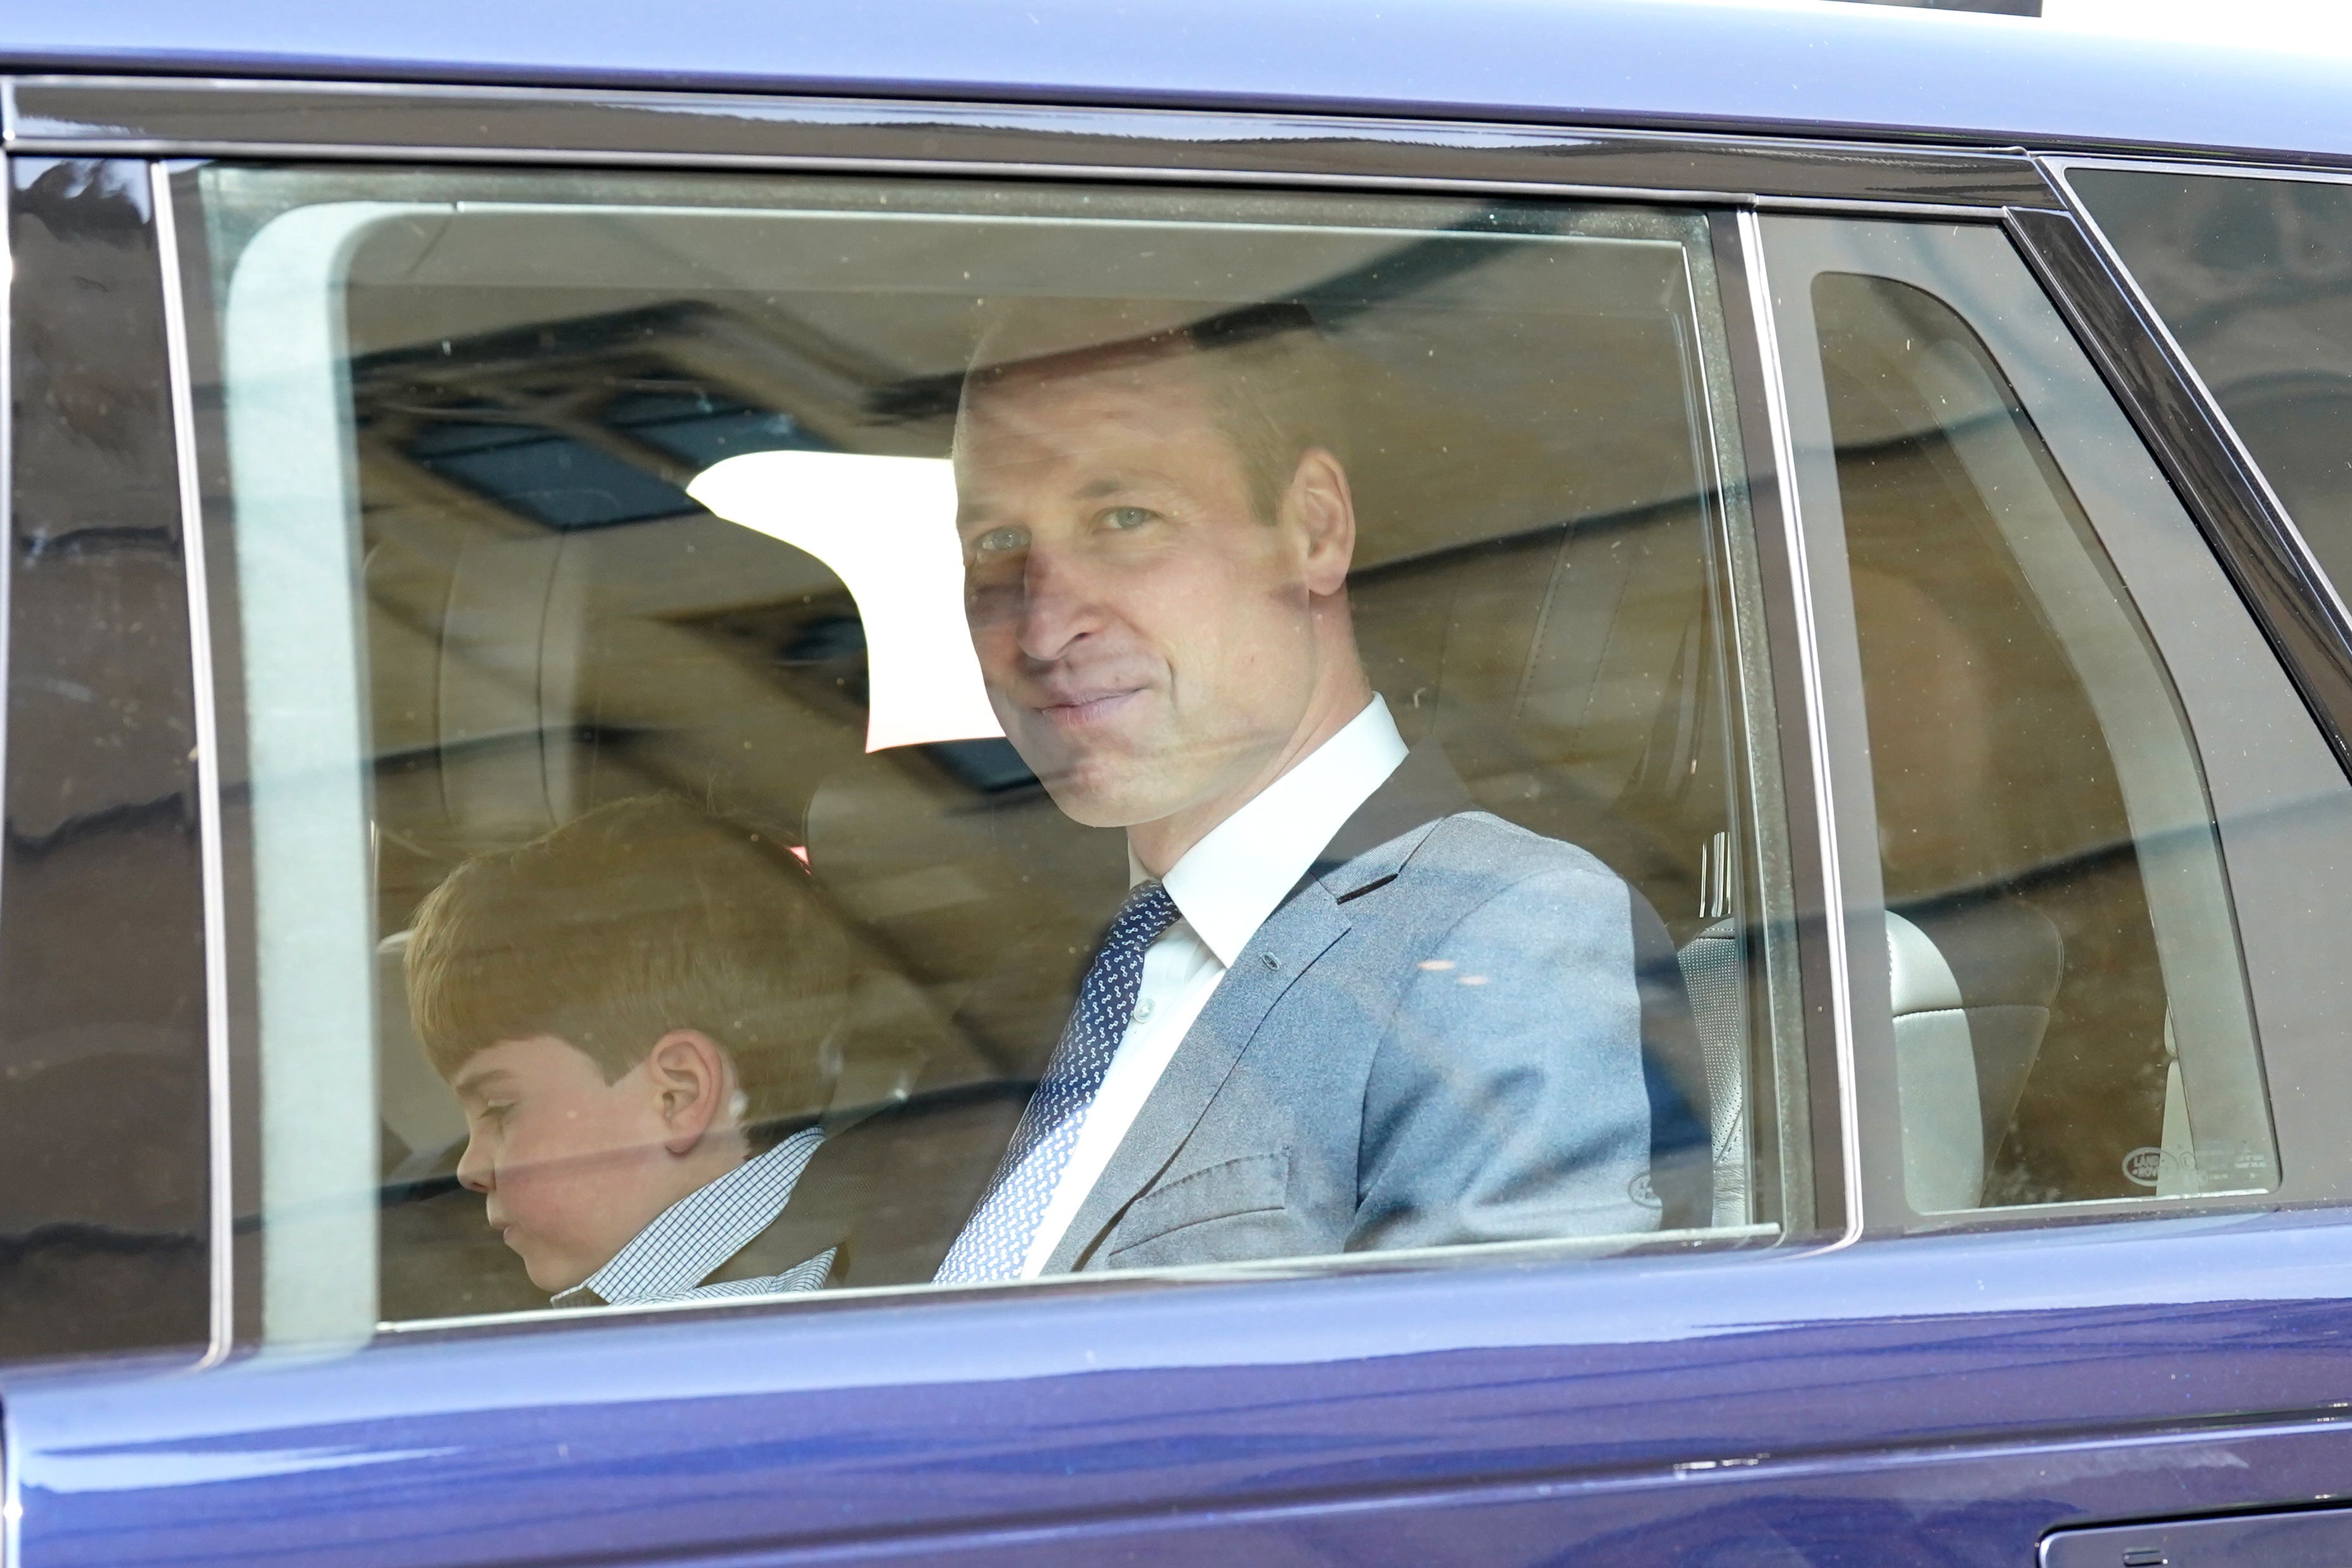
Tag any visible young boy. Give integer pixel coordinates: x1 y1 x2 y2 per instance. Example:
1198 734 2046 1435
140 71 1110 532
405 794 851 1307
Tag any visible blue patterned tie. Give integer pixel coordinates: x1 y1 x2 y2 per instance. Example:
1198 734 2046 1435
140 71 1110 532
936 880 1183 1283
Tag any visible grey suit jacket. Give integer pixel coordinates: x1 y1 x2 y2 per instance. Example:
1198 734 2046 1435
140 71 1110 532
1041 753 1660 1273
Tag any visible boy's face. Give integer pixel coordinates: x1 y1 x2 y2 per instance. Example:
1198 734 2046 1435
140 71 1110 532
449 1035 708 1293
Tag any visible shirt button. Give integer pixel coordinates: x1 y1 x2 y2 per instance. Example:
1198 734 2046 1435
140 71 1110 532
1134 999 1156 1022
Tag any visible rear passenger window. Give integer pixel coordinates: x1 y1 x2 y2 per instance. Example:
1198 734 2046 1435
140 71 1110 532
1763 217 2352 1226
174 167 1811 1343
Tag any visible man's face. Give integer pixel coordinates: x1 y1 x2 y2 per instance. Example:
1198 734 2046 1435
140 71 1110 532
954 353 1331 834
450 1035 678 1293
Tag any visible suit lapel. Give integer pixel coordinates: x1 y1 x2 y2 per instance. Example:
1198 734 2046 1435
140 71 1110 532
1042 887 1351 1272
1040 742 1470 1274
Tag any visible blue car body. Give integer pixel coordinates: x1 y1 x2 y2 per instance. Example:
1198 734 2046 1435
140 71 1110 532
3 0 2351 160
18 1213 2352 1565
8 4 2352 1565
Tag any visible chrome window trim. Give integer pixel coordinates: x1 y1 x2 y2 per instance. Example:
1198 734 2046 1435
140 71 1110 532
1737 209 1863 1251
378 1222 1785 1340
0 153 2015 220
152 162 235 1371
1 74 2049 212
2041 153 2352 655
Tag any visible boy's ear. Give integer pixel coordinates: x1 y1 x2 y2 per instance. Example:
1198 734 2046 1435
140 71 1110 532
644 1029 733 1155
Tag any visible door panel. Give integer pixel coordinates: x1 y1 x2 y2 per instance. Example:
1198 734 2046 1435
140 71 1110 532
13 1212 2352 1567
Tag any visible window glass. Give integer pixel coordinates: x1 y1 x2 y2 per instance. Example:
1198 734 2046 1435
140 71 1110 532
2069 166 2352 610
1765 217 2318 1224
179 167 1802 1341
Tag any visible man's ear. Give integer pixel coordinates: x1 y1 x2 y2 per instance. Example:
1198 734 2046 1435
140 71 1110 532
1281 447 1356 598
643 1029 735 1156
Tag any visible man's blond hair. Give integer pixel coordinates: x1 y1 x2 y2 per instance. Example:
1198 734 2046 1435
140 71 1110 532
958 297 1349 521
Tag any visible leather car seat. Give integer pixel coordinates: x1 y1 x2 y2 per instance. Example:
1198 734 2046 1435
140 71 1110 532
1888 896 2063 1212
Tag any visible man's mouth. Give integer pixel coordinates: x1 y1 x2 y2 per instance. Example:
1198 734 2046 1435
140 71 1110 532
1034 689 1141 729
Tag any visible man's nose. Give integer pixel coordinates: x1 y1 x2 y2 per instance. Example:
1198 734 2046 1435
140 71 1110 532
455 1130 492 1195
1014 547 1103 664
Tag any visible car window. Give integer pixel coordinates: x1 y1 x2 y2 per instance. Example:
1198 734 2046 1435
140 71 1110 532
1764 216 2352 1228
2066 166 2352 618
171 166 1809 1344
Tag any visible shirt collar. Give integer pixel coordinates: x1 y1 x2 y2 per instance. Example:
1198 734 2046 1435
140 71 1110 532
553 1123 825 1308
1138 695 1408 968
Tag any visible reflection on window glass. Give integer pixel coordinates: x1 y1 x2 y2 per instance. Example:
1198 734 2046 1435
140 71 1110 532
2073 168 2352 603
687 451 999 752
1813 269 2274 1214
188 169 1802 1338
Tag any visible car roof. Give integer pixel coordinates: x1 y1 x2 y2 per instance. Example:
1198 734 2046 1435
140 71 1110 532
5 0 2351 167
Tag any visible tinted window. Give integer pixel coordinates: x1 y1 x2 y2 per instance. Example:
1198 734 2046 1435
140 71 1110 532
2072 167 2352 607
1761 217 2352 1227
1822 271 2260 1210
176 167 1807 1342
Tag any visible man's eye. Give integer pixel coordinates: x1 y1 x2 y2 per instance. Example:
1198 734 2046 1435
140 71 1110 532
1100 506 1155 532
972 526 1027 557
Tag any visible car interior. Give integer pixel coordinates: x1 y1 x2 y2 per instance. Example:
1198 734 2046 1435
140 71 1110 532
179 165 2291 1324
1818 270 2196 1212
313 183 1777 1319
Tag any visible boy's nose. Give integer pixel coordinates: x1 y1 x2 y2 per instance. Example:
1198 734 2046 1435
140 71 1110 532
455 1132 492 1195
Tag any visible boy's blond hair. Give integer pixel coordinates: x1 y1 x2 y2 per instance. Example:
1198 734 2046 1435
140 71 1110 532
405 795 849 1145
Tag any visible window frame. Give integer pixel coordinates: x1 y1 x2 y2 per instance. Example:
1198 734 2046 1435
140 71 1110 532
14 74 2344 1363
1757 212 2335 1233
167 164 1833 1346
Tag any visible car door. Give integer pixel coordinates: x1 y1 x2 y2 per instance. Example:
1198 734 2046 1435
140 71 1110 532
8 79 2352 1568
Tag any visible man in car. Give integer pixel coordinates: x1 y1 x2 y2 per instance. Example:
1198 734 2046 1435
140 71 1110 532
918 299 1671 1278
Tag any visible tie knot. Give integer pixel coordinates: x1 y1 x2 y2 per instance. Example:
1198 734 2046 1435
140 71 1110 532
1108 880 1182 955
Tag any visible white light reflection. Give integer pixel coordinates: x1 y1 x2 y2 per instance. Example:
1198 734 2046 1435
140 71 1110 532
688 451 1005 754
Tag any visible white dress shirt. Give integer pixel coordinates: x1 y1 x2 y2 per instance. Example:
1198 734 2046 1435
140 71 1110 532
1013 695 1409 1277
